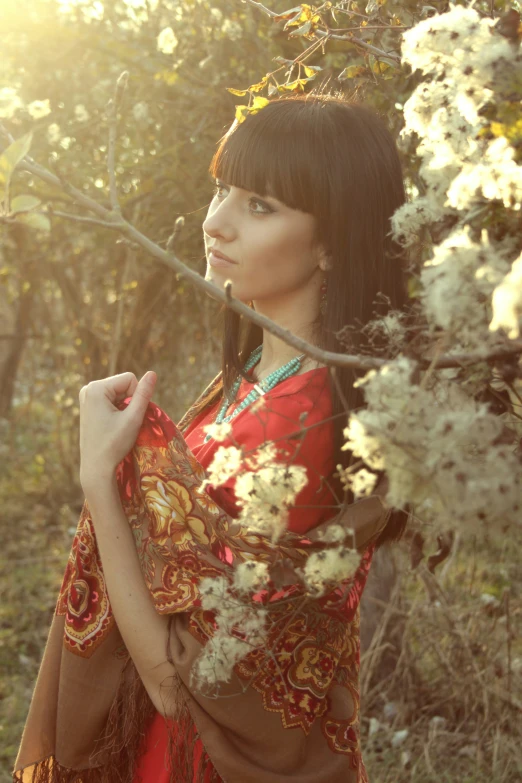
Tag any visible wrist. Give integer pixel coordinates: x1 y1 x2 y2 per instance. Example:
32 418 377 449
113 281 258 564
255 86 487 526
80 465 117 497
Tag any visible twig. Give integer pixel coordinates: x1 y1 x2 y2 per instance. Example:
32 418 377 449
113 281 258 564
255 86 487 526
503 588 512 702
110 250 132 377
44 209 121 229
106 71 128 213
242 0 401 64
165 215 185 253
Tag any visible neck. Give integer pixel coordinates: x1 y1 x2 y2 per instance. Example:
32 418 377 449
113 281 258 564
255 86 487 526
250 324 323 382
248 283 324 381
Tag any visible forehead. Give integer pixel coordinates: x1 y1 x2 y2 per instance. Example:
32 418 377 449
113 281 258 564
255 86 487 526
223 178 277 198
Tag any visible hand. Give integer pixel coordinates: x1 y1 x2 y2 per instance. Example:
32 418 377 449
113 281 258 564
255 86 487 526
79 370 157 491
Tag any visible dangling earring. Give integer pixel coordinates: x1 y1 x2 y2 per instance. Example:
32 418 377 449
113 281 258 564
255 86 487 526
319 276 328 317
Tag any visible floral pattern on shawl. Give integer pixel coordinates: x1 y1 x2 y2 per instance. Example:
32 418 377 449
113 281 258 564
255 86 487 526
55 399 374 775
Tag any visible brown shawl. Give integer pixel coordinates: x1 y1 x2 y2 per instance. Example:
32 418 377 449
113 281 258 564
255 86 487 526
13 372 386 783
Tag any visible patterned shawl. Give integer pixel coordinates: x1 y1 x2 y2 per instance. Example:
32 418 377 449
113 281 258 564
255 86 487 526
13 372 383 783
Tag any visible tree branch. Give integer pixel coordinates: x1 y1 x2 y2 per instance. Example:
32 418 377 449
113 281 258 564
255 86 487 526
1 126 521 373
106 71 128 213
242 0 401 64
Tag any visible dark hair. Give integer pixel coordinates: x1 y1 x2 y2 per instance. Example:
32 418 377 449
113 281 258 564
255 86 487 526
188 91 412 546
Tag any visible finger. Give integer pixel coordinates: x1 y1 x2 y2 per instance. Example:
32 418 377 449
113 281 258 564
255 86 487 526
98 372 138 403
126 371 157 420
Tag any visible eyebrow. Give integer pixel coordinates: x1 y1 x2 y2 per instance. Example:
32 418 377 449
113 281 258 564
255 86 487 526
214 177 277 201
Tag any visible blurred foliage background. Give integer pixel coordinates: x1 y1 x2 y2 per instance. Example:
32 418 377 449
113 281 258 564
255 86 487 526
0 0 520 781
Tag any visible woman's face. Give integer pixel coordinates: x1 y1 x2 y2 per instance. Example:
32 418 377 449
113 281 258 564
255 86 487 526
202 178 323 304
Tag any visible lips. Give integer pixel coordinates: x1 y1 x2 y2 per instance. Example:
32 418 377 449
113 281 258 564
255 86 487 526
209 248 237 264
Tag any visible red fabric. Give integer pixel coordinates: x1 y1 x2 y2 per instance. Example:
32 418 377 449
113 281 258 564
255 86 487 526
134 713 212 783
185 366 337 535
133 367 335 781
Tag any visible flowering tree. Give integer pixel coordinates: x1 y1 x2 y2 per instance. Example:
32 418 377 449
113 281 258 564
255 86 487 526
1 0 522 717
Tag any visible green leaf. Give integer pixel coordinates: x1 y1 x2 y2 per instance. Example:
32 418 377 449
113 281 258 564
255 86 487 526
15 212 51 233
226 87 248 96
407 275 422 299
248 76 268 94
369 55 394 75
10 195 41 214
0 132 33 199
338 65 367 80
278 77 315 93
273 56 295 66
251 96 269 111
235 105 250 123
288 20 312 37
273 6 304 23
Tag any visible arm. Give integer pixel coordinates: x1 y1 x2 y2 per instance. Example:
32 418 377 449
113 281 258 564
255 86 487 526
79 386 387 714
83 474 178 715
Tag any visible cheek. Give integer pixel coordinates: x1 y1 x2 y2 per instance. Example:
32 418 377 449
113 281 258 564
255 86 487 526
251 223 310 265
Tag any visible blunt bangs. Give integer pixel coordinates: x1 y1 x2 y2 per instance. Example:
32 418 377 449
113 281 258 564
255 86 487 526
208 96 332 221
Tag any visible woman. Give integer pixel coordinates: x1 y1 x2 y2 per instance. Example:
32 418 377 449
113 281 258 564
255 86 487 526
13 92 408 783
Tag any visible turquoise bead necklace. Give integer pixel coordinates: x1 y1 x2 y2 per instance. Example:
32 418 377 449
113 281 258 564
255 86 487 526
203 345 306 443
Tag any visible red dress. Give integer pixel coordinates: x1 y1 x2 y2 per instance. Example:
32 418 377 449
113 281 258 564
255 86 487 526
133 367 335 782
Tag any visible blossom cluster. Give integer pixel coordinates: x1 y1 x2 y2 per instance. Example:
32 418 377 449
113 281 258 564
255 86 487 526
192 572 269 691
340 356 521 531
201 440 309 543
392 3 522 344
337 4 522 541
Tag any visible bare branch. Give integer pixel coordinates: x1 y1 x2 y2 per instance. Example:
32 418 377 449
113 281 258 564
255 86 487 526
243 0 401 64
106 71 128 214
46 209 122 230
165 215 185 253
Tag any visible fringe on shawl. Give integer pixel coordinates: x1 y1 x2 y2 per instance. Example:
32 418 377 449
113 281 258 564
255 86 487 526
164 614 223 783
12 651 219 783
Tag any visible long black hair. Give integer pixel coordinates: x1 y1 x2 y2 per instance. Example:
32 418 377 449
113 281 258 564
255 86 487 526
188 91 413 546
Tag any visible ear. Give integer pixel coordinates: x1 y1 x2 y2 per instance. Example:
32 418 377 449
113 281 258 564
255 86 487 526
318 248 333 272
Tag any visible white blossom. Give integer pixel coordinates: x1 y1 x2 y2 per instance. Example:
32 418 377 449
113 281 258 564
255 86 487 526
202 420 233 443
310 518 354 544
47 123 61 145
74 104 90 123
420 225 510 348
234 461 308 541
157 26 178 54
232 560 270 594
199 445 243 494
400 5 497 79
344 467 379 499
221 19 243 41
132 101 149 123
203 441 308 542
364 311 408 348
390 196 445 247
0 88 24 119
489 252 522 338
193 575 268 689
446 137 522 212
27 99 51 120
340 357 521 529
303 547 361 596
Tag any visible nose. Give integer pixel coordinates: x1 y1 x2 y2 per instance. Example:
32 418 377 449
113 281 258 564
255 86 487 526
202 195 236 243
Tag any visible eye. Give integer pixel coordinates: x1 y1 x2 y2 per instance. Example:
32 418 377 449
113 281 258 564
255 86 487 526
211 181 274 215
